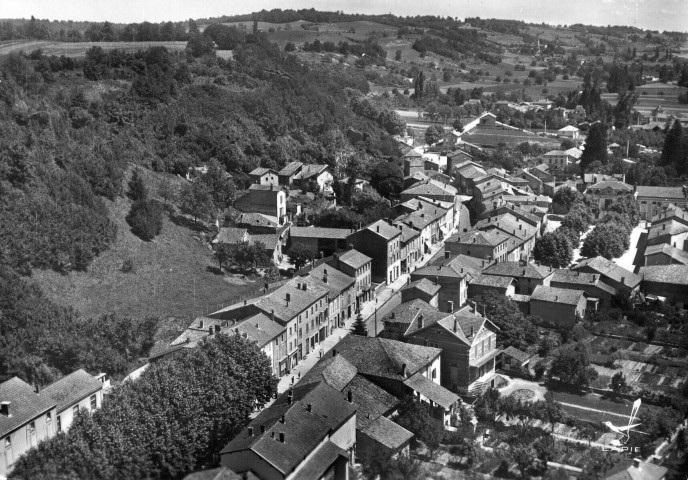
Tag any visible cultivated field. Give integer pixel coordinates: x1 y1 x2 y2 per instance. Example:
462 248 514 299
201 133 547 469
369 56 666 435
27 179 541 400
0 40 187 57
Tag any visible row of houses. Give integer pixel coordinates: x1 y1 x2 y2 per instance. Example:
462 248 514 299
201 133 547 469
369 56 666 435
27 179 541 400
0 371 109 476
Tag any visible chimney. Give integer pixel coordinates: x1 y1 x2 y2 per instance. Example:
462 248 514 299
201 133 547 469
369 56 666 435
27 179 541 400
376 225 380 233
199 319 204 328
418 314 424 329
280 414 285 423
0 402 10 417
663 224 666 230
470 326 474 336
454 319 459 332
271 310 275 322
349 243 354 250
555 295 559 301
620 276 625 285
448 300 454 313
34 384 40 394
347 390 353 403
287 392 293 405
248 426 254 437
260 425 266 433
208 327 213 336
302 283 307 291
391 312 396 319
632 458 641 469
215 325 221 334
279 432 285 443
332 349 338 357
307 403 312 412
445 250 450 259
401 363 407 377
286 293 291 303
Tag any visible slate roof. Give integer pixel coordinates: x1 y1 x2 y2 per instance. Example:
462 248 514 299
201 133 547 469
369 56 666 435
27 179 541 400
297 164 329 180
401 180 457 197
602 459 667 480
253 278 329 325
337 249 372 270
551 270 617 294
482 261 554 279
531 285 585 305
635 186 685 200
401 278 441 297
299 355 359 393
278 161 303 177
647 220 688 242
469 274 514 289
476 214 538 241
343 375 400 430
41 369 102 414
249 233 280 251
0 377 56 436
403 372 459 409
333 336 441 382
446 229 507 247
294 441 348 479
382 298 437 326
639 265 688 285
361 415 413 451
183 467 254 480
234 313 285 347
456 164 487 179
644 244 688 265
304 264 355 298
213 227 248 245
587 180 633 193
363 220 401 241
572 257 642 289
397 223 421 243
290 226 350 240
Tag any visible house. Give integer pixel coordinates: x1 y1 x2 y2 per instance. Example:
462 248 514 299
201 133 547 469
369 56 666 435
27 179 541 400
183 467 255 480
530 285 587 327
467 274 515 298
329 249 373 313
453 161 487 196
499 195 552 210
645 219 688 250
644 243 688 266
220 381 356 480
234 185 287 224
303 263 355 333
571 256 642 295
399 180 458 204
41 369 106 434
410 254 483 311
515 169 545 195
478 201 543 234
475 213 539 260
635 186 688 221
397 223 422 274
278 162 304 187
249 167 279 187
557 125 580 141
530 163 555 183
585 180 635 213
550 269 617 309
347 220 402 285
400 278 441 307
602 458 667 480
394 206 446 254
0 378 57 476
396 196 459 234
213 228 249 248
542 150 575 168
445 230 509 262
295 165 334 194
288 227 350 258
446 150 474 176
380 299 444 341
402 150 425 176
638 265 688 308
234 212 281 233
250 233 285 265
481 261 554 295
498 346 533 376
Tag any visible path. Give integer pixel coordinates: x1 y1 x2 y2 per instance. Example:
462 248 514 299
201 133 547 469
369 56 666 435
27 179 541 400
615 223 647 272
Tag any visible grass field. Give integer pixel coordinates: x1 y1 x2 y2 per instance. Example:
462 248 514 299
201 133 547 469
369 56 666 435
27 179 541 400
551 389 661 425
31 169 263 324
0 40 187 57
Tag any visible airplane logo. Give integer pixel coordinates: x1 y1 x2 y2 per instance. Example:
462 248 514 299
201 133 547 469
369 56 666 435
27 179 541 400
603 398 642 449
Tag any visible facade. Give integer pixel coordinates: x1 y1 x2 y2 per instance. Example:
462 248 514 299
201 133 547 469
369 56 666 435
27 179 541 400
410 254 482 311
475 213 539 260
481 261 554 295
329 250 373 313
557 125 580 140
635 186 688 221
304 263 355 333
542 150 575 168
347 220 402 285
550 269 617 309
639 265 688 308
288 227 350 258
41 369 105 434
530 285 587 327
585 180 634 214
644 244 688 266
277 162 303 187
249 168 279 187
397 223 422 274
296 165 334 194
445 230 509 262
234 185 287 223
400 278 441 307
467 274 515 298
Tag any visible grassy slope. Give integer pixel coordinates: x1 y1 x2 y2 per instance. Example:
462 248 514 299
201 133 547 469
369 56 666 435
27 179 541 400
31 170 262 325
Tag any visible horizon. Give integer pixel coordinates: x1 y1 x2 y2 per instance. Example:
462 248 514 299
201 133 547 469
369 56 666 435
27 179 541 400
0 0 686 33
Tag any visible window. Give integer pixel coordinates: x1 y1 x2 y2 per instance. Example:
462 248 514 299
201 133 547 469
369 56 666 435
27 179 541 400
90 395 97 410
6 436 11 448
29 421 35 433
73 405 79 416
432 369 437 379
56 415 62 431
46 411 52 422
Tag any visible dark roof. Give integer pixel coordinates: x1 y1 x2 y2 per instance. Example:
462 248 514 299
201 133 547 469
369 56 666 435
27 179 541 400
531 285 585 305
235 313 285 347
361 416 413 451
635 185 685 200
587 180 633 192
295 441 348 479
382 298 436 326
639 265 688 285
299 355 358 391
337 249 371 269
278 161 303 177
482 261 554 279
41 369 102 414
469 274 514 288
644 244 688 265
401 181 457 197
401 278 441 297
249 233 280 251
551 270 617 295
248 184 282 192
397 223 421 243
298 164 329 179
249 167 277 176
236 213 279 229
403 372 459 409
290 226 350 240
253 278 329 325
344 375 401 430
572 257 642 288
0 377 56 436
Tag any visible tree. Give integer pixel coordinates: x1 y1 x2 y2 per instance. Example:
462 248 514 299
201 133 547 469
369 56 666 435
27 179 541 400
533 231 573 268
157 177 177 205
285 42 296 52
361 446 422 480
179 181 215 223
186 35 215 58
552 186 582 212
395 50 402 61
549 342 598 388
610 372 628 398
395 397 443 453
543 391 565 432
10 334 278 480
472 292 538 350
533 435 556 471
287 244 311 270
369 161 403 199
351 312 368 336
126 199 164 241
127 169 148 201
660 120 686 173
228 242 271 271
579 123 608 175
510 443 536 479
474 387 501 422
581 223 628 259
561 205 592 234
424 124 443 145
198 159 237 209
452 118 464 132
215 243 232 270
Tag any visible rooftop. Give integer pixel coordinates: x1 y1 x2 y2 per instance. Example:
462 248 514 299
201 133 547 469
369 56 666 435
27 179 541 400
213 227 248 245
447 229 507 247
501 346 533 364
602 459 668 480
363 220 401 241
469 274 514 289
635 185 685 200
587 180 633 192
361 415 413 451
403 372 459 409
235 213 280 229
572 256 642 289
482 261 554 279
551 270 617 294
249 167 277 176
644 244 688 265
531 285 585 305
382 298 437 325
304 263 355 298
336 249 372 270
401 278 441 297
0 377 56 436
639 264 688 285
278 161 303 177
290 226 350 240
41 369 102 414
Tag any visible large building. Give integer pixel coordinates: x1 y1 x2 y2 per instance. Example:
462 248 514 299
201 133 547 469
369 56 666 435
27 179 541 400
530 285 587 327
347 220 402 285
635 186 687 221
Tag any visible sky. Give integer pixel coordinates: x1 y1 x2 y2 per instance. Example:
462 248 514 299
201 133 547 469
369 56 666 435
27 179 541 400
0 0 686 32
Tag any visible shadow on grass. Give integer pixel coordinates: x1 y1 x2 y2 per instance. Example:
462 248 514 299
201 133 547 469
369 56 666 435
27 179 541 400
206 265 224 275
169 213 213 233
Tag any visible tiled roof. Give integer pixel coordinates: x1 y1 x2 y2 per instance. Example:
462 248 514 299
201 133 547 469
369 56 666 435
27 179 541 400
551 269 610 288
253 278 329 325
403 372 459 409
236 213 279 229
249 167 276 176
382 298 436 325
602 459 667 480
397 223 421 243
235 313 285 347
337 249 371 269
290 226 350 240
647 220 688 242
476 214 538 241
213 227 248 245
299 355 358 392
0 377 56 436
639 265 688 285
395 207 445 231
469 274 514 288
248 184 282 192
544 150 570 156
501 346 532 363
511 294 531 303
482 261 553 279
343 375 400 430
635 185 685 200
41 369 102 414
333 336 441 382
183 467 252 480
587 180 633 192
558 125 579 132
363 220 401 241
278 161 303 177
172 313 284 348
294 441 348 479
447 254 490 272
249 233 280 251
446 229 506 247
572 257 642 289
401 278 441 297
456 164 487 179
402 180 457 197
298 164 328 179
412 262 475 280
531 285 585 305
361 415 413 451
644 244 688 265
304 264 355 298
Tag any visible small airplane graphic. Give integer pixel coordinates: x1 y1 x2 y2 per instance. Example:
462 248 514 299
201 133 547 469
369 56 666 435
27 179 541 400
603 398 642 449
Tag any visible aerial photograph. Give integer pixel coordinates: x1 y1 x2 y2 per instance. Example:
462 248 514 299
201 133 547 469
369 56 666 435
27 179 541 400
0 0 687 478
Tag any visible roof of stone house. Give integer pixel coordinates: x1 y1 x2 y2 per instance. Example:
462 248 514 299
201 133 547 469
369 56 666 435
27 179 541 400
501 346 533 364
635 185 685 200
401 181 457 198
343 374 401 430
299 354 359 392
360 415 414 451
183 467 257 480
248 184 282 192
41 369 102 414
401 278 441 297
446 229 507 247
572 256 642 288
551 270 617 295
382 298 437 326
213 227 248 245
337 249 372 269
639 264 688 285
587 180 633 192
297 164 329 179
0 377 56 436
396 222 421 243
395 207 446 231
469 274 514 289
647 220 688 241
602 459 668 480
531 285 585 305
290 226 350 239
644 244 688 265
278 161 304 177
361 220 402 241
249 167 277 176
249 233 280 251
482 261 554 279
304 264 355 298
253 278 329 325
403 372 459 409
235 213 280 229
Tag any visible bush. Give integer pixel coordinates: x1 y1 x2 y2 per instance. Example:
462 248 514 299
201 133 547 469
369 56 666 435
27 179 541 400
121 258 135 273
126 199 164 241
